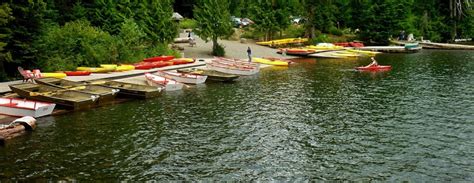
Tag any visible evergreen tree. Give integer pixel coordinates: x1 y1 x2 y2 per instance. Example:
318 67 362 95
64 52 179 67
135 0 177 44
0 3 13 81
194 0 233 55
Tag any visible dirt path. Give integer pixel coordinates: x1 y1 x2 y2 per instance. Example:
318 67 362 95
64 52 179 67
177 32 295 59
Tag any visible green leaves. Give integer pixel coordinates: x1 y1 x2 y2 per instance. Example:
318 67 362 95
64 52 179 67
194 0 233 55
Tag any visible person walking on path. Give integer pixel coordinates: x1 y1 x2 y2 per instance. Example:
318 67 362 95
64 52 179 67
247 47 252 62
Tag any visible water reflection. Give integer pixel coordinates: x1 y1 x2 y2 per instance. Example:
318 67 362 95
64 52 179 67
0 51 473 181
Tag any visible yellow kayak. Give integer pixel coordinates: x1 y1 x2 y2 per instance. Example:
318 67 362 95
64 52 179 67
330 51 360 58
252 58 289 66
257 38 308 46
306 45 344 50
100 64 118 71
346 49 380 56
41 73 67 79
115 65 135 72
77 67 112 73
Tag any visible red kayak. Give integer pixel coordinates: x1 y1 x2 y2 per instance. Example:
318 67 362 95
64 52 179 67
64 71 92 76
356 65 391 71
143 56 175 62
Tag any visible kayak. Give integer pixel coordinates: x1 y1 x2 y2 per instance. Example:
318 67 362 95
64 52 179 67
77 67 112 73
100 64 117 71
40 73 67 79
64 71 92 76
252 57 289 66
115 65 135 72
143 56 175 62
355 65 391 71
171 58 195 63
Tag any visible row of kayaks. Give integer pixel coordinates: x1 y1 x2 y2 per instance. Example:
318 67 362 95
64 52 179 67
31 56 195 79
256 38 309 46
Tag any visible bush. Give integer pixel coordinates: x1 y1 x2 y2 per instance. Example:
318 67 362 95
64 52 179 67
116 19 147 63
34 20 117 71
329 27 343 36
212 44 225 56
179 18 197 29
146 44 181 59
284 24 305 38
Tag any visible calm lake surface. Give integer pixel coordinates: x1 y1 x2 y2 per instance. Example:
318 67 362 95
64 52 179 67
1 50 473 181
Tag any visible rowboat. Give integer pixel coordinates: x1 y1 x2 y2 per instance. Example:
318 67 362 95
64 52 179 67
143 55 175 62
0 116 36 146
252 57 289 66
9 83 100 110
64 71 91 76
355 65 392 71
144 73 184 91
207 61 259 76
77 67 113 73
155 71 207 84
35 78 119 104
177 68 239 82
214 57 260 68
0 97 56 117
87 80 162 99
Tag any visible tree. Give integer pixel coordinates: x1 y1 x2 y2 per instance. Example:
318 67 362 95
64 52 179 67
194 0 233 55
135 0 178 44
0 3 13 81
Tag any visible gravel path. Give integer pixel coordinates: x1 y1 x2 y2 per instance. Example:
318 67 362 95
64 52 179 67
177 32 296 59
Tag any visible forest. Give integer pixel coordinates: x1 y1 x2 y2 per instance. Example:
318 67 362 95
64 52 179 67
0 0 473 81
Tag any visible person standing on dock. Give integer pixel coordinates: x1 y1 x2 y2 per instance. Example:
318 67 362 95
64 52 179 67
247 47 252 62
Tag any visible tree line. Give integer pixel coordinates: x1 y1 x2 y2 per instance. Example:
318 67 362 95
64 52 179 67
1 0 473 81
0 0 178 81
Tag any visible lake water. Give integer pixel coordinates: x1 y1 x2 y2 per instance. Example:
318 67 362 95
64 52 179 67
1 50 473 181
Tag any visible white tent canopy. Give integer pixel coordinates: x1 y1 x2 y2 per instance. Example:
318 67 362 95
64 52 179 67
172 12 184 20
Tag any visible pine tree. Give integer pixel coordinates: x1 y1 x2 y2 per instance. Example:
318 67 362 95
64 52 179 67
0 3 13 81
194 0 233 55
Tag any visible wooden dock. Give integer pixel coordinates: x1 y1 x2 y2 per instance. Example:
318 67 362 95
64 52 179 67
419 42 474 50
0 60 208 94
358 46 421 53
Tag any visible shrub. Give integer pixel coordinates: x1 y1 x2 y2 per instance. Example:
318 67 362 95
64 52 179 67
179 18 197 29
116 19 147 63
146 44 181 59
34 20 117 71
329 27 343 36
212 44 225 56
284 24 305 38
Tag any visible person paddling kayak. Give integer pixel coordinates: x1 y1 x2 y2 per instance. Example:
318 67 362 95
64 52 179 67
367 57 378 67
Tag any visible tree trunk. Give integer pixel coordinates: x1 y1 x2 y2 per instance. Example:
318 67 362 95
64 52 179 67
212 37 218 53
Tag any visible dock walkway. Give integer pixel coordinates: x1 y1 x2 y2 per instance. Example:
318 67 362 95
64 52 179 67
0 60 208 94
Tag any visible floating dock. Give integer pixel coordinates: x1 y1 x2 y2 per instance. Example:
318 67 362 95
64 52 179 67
358 46 421 53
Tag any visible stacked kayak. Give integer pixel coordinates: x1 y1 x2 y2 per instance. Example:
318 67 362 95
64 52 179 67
77 67 113 73
277 48 316 56
257 38 308 47
115 65 135 72
64 71 91 76
143 56 175 62
252 57 289 66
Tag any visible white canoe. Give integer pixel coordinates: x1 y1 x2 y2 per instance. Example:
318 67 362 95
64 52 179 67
144 73 184 91
0 97 56 117
206 62 259 76
155 71 207 84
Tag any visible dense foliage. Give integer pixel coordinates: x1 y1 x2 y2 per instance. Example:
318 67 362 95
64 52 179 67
0 0 179 81
194 0 233 56
225 0 473 43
